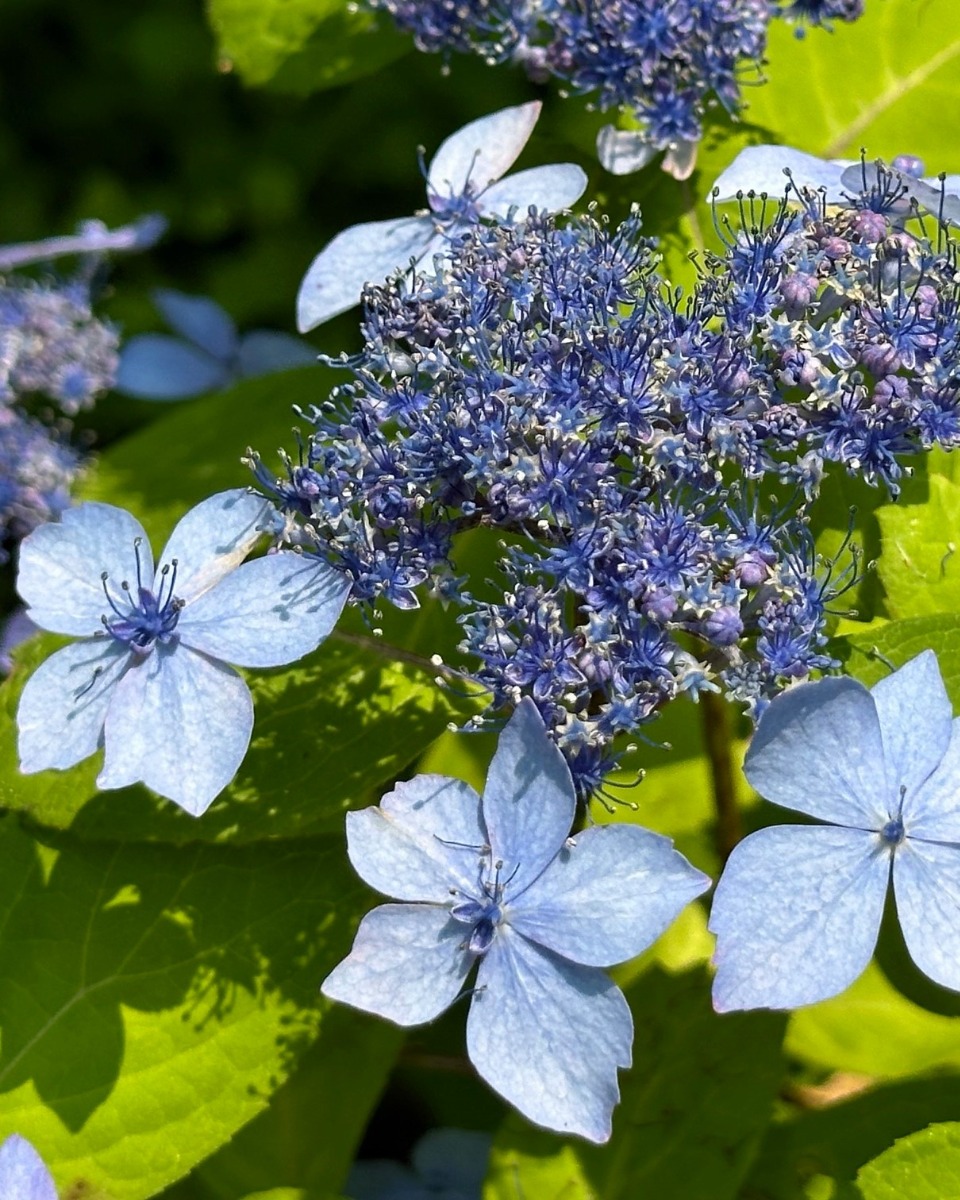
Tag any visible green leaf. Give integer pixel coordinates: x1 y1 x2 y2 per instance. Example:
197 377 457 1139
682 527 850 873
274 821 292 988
0 629 470 843
206 0 408 92
484 966 784 1200
191 1016 401 1198
81 366 322 546
836 615 960 704
744 1079 960 1200
875 474 960 620
0 816 381 1200
786 957 960 1080
857 1123 960 1200
745 0 960 165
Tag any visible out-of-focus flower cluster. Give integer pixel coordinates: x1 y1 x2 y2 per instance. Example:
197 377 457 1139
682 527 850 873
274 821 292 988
364 1 864 167
250 163 959 797
0 274 119 554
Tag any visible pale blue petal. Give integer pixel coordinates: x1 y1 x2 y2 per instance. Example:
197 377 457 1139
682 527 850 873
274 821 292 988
709 145 850 203
510 824 710 967
467 928 631 1143
894 838 960 992
346 775 486 903
427 102 540 207
178 552 350 667
152 288 239 360
898 174 960 226
709 825 889 1011
744 676 890 827
481 698 576 894
481 164 588 219
905 718 960 840
18 639 127 773
662 139 698 181
321 904 472 1025
17 501 152 636
0 1134 57 1200
156 489 270 603
237 330 315 377
115 335 231 400
296 217 436 332
596 126 656 176
872 651 952 807
97 643 253 816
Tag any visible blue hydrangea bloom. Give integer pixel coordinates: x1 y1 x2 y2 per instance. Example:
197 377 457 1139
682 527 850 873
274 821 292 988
0 1134 56 1200
295 101 587 331
16 488 351 815
0 214 165 273
710 651 960 1011
116 289 315 401
322 698 710 1141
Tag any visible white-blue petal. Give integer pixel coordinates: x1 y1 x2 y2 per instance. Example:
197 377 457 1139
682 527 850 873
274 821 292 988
709 825 889 1011
427 102 541 207
481 163 588 219
894 838 960 992
152 288 239 360
897 174 960 227
0 1134 57 1200
296 217 436 332
178 552 350 668
97 643 253 816
467 928 631 1143
905 718 960 841
237 330 316 377
18 638 127 774
321 903 473 1025
872 651 952 806
115 334 232 400
510 823 710 967
18 501 152 636
346 775 487 903
481 698 576 894
744 676 890 827
709 145 851 203
596 126 657 176
156 489 270 603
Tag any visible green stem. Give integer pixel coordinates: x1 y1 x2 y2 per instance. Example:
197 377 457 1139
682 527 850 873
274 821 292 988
700 691 742 862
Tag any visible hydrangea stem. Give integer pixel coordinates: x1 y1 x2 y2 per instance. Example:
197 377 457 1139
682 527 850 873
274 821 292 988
700 691 742 861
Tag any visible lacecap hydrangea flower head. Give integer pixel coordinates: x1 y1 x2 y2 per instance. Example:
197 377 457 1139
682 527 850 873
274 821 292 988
16 488 351 815
710 651 960 1011
322 697 710 1142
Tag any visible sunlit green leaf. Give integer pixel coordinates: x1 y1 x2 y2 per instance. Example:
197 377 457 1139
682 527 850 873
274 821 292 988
0 817 376 1200
857 1122 960 1200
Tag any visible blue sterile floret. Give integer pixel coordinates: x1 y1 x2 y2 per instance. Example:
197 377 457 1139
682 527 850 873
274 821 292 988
15 489 351 815
710 651 960 1011
253 166 960 798
364 1 865 176
322 698 709 1142
295 101 586 331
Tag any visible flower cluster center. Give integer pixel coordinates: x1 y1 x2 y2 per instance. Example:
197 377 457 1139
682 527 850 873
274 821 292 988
101 539 183 654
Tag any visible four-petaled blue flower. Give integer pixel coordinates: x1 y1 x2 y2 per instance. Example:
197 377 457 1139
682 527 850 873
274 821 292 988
322 698 710 1142
116 288 315 402
16 488 351 815
0 1134 56 1200
296 101 587 331
710 651 960 1011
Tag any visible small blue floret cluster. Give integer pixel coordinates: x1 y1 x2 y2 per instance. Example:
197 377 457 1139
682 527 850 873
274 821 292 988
365 0 865 174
